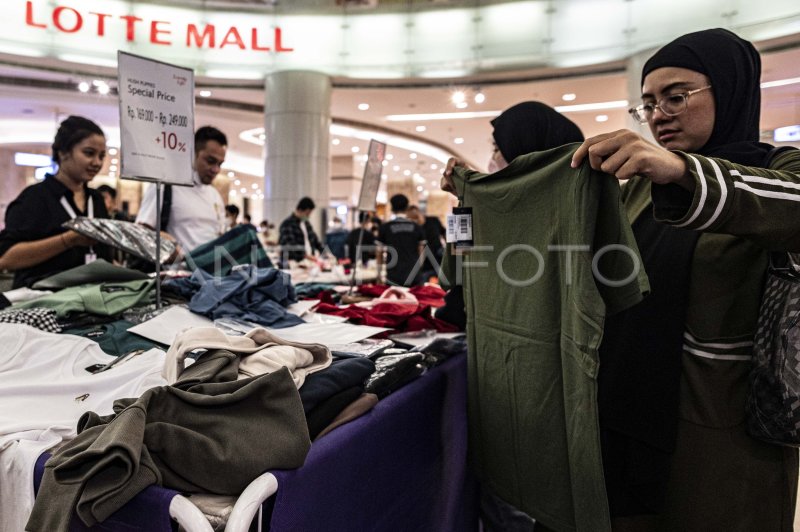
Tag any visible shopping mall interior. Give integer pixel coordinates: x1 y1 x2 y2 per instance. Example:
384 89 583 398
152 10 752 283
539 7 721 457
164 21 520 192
0 0 798 229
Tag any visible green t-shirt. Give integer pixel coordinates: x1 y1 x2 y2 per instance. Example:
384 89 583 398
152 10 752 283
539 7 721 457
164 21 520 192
13 279 155 318
453 144 649 532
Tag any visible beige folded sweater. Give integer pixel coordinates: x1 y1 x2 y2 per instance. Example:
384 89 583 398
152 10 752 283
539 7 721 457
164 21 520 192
163 326 332 387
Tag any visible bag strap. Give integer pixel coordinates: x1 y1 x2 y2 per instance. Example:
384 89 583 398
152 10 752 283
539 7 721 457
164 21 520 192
160 184 172 230
763 146 798 273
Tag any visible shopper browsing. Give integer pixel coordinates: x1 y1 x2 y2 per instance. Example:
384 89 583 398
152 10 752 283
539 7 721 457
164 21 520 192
136 126 227 253
571 28 800 531
444 29 800 531
278 197 324 264
0 115 111 288
376 194 426 287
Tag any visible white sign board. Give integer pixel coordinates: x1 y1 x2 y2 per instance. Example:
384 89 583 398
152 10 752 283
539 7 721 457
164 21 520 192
357 139 387 211
118 51 195 185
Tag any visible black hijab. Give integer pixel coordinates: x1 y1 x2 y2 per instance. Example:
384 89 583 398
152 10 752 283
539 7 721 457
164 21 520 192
490 101 584 163
642 28 773 167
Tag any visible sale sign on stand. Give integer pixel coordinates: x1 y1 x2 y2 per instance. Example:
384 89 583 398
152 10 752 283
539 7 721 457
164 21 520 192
117 51 195 186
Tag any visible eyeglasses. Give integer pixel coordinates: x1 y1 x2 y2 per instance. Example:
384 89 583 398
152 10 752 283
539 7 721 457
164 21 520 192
628 85 712 124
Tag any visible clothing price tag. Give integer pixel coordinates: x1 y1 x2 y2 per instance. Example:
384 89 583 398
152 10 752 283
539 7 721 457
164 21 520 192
84 251 97 264
447 206 474 250
446 213 457 243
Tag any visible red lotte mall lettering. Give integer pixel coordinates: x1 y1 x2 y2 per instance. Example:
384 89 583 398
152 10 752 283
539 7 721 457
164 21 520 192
24 1 294 52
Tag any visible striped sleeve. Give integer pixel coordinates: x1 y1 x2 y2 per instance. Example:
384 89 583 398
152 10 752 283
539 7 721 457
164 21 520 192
652 149 800 252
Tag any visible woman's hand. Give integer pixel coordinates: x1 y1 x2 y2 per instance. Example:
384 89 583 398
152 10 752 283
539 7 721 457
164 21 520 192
571 129 693 190
440 157 471 196
62 230 96 248
157 231 182 264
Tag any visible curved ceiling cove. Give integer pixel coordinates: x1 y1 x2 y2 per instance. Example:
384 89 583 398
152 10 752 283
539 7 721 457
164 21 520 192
4 0 800 80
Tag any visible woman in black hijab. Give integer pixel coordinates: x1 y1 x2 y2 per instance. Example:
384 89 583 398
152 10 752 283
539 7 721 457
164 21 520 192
574 28 800 531
436 101 583 330
490 100 585 168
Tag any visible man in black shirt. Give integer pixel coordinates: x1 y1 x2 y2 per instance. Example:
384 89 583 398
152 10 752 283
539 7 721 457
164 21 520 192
377 194 426 286
346 212 377 266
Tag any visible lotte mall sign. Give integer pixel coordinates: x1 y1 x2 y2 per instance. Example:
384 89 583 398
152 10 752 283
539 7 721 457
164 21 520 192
2 0 800 80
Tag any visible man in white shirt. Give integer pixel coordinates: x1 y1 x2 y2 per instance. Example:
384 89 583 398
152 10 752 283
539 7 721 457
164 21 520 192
136 126 227 253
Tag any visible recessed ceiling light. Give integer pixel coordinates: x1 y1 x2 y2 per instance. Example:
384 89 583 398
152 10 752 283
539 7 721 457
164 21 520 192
231 190 237 196
240 188 247 193
251 183 258 189
234 179 241 185
430 163 438 170
111 158 118 164
410 153 417 159
78 82 90 93
451 90 466 105
595 114 609 122
386 153 393 160
109 165 117 172
456 102 468 109
417 185 424 192
199 90 212 98
415 125 426 132
358 103 370 111
351 146 360 153
332 138 341 145
474 92 486 104
393 165 400 171
382 160 388 166
403 170 411 176
108 148 118 155
562 93 577 101
97 84 110 95
454 137 464 144
227 171 235 178
381 174 388 180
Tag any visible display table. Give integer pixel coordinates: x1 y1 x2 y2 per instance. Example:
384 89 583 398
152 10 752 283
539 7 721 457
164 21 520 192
33 352 477 532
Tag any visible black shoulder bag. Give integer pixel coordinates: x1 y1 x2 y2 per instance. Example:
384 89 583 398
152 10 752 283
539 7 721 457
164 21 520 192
745 146 800 446
746 252 800 446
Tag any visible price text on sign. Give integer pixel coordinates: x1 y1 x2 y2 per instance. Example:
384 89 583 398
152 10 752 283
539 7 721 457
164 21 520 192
118 51 195 186
156 132 187 152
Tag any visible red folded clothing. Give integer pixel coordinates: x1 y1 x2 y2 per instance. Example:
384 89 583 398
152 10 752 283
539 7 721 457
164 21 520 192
408 285 446 308
313 300 459 333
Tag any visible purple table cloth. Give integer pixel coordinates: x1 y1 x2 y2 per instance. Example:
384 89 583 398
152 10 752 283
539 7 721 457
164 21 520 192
268 352 478 531
33 453 179 532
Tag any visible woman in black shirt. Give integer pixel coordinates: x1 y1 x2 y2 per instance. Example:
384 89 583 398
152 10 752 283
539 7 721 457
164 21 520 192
0 116 110 288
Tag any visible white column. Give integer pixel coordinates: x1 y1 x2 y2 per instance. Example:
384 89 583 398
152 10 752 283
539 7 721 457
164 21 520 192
263 70 331 236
